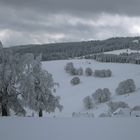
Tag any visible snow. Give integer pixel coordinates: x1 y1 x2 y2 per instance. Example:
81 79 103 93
104 49 140 55
41 59 140 117
1 59 140 140
112 108 131 117
132 39 139 43
0 117 140 140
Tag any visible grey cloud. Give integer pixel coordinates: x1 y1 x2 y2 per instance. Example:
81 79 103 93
0 0 140 47
0 0 140 16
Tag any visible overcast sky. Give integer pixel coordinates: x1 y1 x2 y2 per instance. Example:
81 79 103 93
1 0 140 47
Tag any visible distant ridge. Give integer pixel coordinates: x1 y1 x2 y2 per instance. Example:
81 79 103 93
6 36 140 61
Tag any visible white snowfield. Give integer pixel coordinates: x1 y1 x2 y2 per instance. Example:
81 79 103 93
42 59 140 118
0 118 140 140
104 49 140 55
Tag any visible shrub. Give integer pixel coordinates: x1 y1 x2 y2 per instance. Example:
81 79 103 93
83 96 94 110
107 101 129 113
116 79 136 95
71 67 83 76
65 62 83 76
104 69 112 77
85 67 93 76
71 77 80 85
70 68 78 75
132 105 140 111
92 88 111 104
65 62 74 74
94 69 112 77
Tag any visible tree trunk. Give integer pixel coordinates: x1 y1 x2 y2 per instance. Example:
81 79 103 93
39 109 43 117
0 95 9 116
2 104 8 116
0 96 2 116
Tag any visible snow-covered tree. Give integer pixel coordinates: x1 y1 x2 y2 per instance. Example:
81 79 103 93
92 88 111 104
70 68 78 75
102 88 111 101
92 88 102 104
85 67 93 76
0 43 25 116
20 55 63 117
116 79 136 95
65 62 83 76
0 42 63 117
107 101 129 113
65 62 74 74
70 67 84 76
104 69 112 77
132 105 140 111
83 96 94 110
71 77 80 85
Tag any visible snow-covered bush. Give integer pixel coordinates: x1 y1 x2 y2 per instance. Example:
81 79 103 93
116 79 136 95
92 88 102 104
85 67 93 76
104 69 112 77
94 69 112 77
107 101 129 113
70 68 78 75
71 77 80 85
132 105 140 111
83 96 94 110
112 108 131 117
65 62 74 74
65 62 83 76
131 105 140 117
70 67 84 76
92 88 111 104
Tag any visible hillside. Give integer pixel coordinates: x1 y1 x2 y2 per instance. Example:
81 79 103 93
38 59 140 118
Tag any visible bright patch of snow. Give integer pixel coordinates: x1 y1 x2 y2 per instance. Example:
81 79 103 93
132 39 139 43
104 49 140 55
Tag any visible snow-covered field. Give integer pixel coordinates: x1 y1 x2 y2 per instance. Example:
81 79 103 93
0 117 140 140
104 49 140 55
42 59 140 117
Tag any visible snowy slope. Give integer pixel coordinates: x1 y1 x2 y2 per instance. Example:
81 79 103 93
42 59 140 117
104 49 140 55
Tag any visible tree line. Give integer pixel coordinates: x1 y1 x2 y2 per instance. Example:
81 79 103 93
85 53 140 64
8 37 140 61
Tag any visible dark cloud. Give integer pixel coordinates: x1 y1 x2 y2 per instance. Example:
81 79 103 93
0 0 140 47
0 0 140 16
